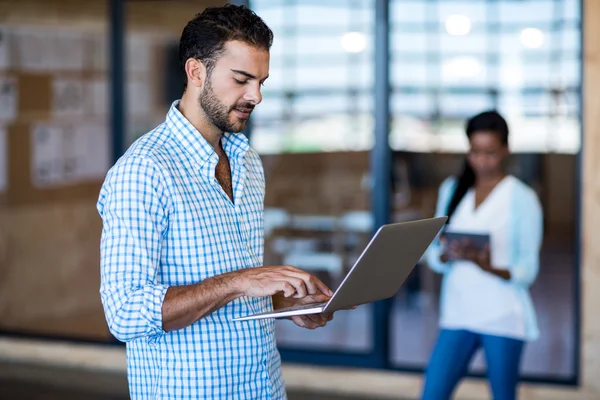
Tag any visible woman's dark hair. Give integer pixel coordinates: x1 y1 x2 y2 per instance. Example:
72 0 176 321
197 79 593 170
445 110 509 223
179 4 273 88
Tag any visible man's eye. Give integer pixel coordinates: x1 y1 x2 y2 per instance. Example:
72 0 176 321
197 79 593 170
234 79 247 85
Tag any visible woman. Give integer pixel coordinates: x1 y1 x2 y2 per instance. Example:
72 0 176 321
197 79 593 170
421 111 543 400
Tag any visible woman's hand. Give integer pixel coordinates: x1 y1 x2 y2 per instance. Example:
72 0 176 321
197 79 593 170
462 241 492 271
443 238 511 280
443 238 491 270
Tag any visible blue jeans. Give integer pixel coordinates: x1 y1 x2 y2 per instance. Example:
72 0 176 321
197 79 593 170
421 329 525 400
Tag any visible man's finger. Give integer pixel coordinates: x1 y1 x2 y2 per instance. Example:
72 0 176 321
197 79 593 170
280 282 295 297
283 269 331 297
305 313 326 326
297 316 318 329
281 276 307 298
288 267 332 297
291 316 306 328
313 278 333 297
300 274 332 297
309 293 331 303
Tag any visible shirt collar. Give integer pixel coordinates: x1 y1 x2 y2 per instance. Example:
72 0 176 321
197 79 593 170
166 100 251 165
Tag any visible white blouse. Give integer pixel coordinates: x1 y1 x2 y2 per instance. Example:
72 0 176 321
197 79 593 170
440 176 528 339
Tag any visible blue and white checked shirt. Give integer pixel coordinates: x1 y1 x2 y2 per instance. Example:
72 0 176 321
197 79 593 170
97 101 285 399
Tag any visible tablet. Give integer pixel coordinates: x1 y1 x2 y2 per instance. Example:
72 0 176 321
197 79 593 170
443 231 490 250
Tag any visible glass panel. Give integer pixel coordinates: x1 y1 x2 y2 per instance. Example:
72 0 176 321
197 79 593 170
296 66 351 90
263 151 374 352
270 35 286 59
440 55 488 87
250 0 286 29
438 2 487 25
263 62 287 92
295 1 374 27
563 0 581 22
439 34 488 55
295 34 374 58
498 0 555 24
251 0 375 353
391 62 431 87
439 93 494 118
391 32 428 53
391 1 427 24
390 0 581 381
389 151 579 378
391 92 434 117
561 27 582 53
499 29 552 55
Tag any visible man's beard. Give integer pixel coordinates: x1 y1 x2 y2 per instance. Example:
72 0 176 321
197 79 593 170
199 79 253 133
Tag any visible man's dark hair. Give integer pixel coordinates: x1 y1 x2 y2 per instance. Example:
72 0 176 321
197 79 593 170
179 4 273 88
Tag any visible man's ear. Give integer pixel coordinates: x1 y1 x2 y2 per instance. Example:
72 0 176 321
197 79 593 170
184 58 207 89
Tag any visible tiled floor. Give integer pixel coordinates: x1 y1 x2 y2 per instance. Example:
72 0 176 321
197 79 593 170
0 380 128 400
0 382 395 400
0 362 398 400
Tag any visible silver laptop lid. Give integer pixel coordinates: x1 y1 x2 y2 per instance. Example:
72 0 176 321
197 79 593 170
323 216 447 313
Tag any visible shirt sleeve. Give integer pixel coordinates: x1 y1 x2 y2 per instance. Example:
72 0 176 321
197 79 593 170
510 188 544 287
97 156 171 343
425 177 456 274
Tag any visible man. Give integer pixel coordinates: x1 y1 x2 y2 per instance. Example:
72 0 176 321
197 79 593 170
97 4 335 399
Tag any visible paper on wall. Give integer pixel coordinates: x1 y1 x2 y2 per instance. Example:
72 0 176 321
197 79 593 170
86 33 107 72
127 34 152 74
76 124 110 180
127 80 152 116
31 123 63 188
0 126 7 192
15 27 53 72
60 124 82 182
0 76 17 122
53 78 85 118
10 26 86 71
53 30 85 71
0 26 10 70
84 79 108 116
30 122 110 188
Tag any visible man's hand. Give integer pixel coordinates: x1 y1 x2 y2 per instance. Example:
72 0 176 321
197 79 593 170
273 291 334 330
233 265 333 299
161 265 332 333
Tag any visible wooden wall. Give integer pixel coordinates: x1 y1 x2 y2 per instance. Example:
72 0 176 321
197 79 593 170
0 0 224 341
0 0 224 31
580 0 600 394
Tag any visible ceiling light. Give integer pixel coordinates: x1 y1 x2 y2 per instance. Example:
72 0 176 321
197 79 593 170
442 57 481 81
341 32 366 53
520 28 544 49
445 15 471 36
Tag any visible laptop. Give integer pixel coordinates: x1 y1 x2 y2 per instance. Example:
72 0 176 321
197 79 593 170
232 216 447 322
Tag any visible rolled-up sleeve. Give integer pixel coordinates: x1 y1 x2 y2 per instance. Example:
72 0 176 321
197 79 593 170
510 189 543 287
97 156 170 343
426 177 456 274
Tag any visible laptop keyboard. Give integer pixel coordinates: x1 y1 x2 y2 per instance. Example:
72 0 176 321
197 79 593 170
272 301 328 313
